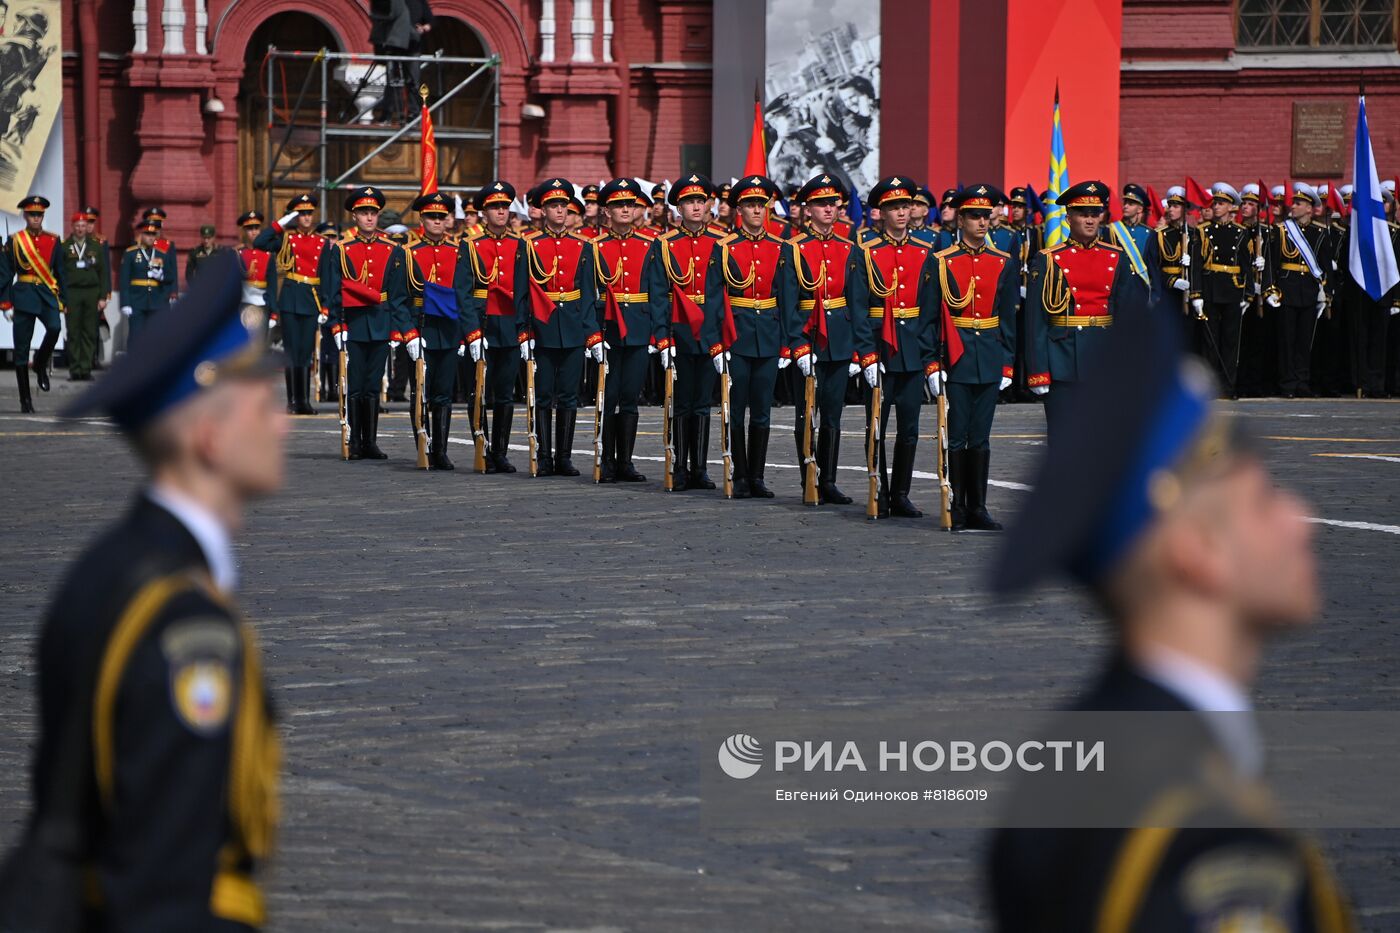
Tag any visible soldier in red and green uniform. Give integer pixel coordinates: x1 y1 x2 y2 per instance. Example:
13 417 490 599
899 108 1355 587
255 193 335 414
330 185 410 460
235 210 278 336
0 195 65 411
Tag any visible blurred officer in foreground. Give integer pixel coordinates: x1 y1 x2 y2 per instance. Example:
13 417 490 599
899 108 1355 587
3 253 282 930
988 300 1353 931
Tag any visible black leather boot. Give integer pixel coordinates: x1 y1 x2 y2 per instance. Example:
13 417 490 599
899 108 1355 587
598 413 617 483
948 448 968 531
616 411 646 482
965 447 1004 531
492 404 516 473
748 424 774 498
693 415 715 489
284 369 295 413
670 413 689 490
556 407 580 476
817 428 852 504
429 404 454 470
361 396 388 459
876 435 890 518
295 367 318 415
890 439 923 518
730 423 750 499
33 332 57 392
536 406 554 476
347 395 363 460
16 365 34 413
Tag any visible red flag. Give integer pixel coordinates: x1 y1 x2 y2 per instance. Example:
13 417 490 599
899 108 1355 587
604 291 629 340
720 293 739 349
941 303 965 369
670 285 705 342
1325 185 1344 217
342 277 381 307
419 95 438 196
880 307 898 353
1146 185 1163 226
742 100 767 177
1185 177 1212 210
805 295 828 351
528 278 556 324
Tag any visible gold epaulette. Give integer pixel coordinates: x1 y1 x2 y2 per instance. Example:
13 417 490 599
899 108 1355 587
934 243 961 259
124 244 141 253
718 232 739 246
985 243 1011 259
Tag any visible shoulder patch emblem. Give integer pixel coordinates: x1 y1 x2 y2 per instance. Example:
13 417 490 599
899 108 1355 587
173 660 232 734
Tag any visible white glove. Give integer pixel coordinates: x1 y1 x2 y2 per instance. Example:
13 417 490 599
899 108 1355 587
519 338 535 360
863 362 879 388
926 370 945 397
660 346 674 369
457 343 466 357
1266 294 1281 308
389 338 402 350
406 336 424 361
1391 305 1400 316
121 305 132 317
1172 277 1190 292
1000 376 1013 392
778 357 791 370
848 361 860 378
1180 253 1191 268
1315 298 1328 318
1019 285 1027 299
317 312 328 325
278 210 300 229
469 337 484 362
796 353 812 378
1030 385 1049 397
2 309 11 323
1191 298 1204 315
267 316 278 331
588 341 605 364
1253 256 1265 271
334 330 349 351
712 351 727 375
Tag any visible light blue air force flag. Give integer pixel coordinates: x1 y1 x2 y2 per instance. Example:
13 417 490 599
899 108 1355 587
1349 95 1400 301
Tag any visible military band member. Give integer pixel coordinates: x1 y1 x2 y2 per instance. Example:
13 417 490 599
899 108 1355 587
1236 183 1276 397
462 181 529 472
1103 183 1156 309
1149 186 1200 325
1026 180 1129 438
788 173 876 505
406 192 470 470
1 195 65 411
864 176 937 518
522 177 596 476
119 220 178 346
1263 184 1330 399
59 210 108 383
1195 183 1256 394
923 184 1019 531
715 175 795 498
331 185 410 460
39 254 282 930
659 174 725 490
255 194 335 414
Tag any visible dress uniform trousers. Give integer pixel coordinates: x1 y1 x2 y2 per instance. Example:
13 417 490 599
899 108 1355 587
728 354 779 429
11 304 62 366
536 346 585 411
281 313 318 369
1347 289 1391 396
946 381 997 452
1277 304 1317 396
347 341 389 398
674 352 717 418
1043 382 1080 441
64 287 100 378
485 346 519 406
1202 300 1244 389
602 345 650 415
875 372 923 445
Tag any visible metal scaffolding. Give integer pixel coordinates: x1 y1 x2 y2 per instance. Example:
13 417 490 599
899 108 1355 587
261 47 501 220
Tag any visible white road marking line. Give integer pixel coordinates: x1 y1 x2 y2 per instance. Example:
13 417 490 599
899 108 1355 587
1313 453 1400 464
1304 517 1400 535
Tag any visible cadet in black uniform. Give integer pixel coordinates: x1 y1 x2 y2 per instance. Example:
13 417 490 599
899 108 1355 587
1263 184 1332 398
989 296 1354 933
1194 183 1256 394
15 254 282 931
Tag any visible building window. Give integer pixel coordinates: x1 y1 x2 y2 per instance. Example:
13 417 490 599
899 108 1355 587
1238 0 1395 49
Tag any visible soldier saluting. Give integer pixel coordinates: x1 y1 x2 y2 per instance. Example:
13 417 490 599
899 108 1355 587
255 194 335 415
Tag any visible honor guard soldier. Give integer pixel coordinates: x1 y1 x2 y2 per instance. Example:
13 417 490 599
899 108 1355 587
119 219 177 346
788 173 876 504
591 177 669 483
909 186 934 243
1 195 65 411
1026 180 1129 438
1150 186 1201 323
714 181 735 231
1235 183 1274 397
1194 182 1256 394
236 211 278 327
331 185 410 459
659 173 725 490
59 208 110 382
186 224 228 284
21 254 283 930
254 194 335 414
715 174 796 498
522 177 597 476
406 191 470 470
923 184 1019 530
990 298 1354 933
864 176 937 517
1102 183 1157 308
1263 184 1331 398
461 181 528 472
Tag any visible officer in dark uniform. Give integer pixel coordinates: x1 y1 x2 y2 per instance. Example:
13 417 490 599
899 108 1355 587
314 221 341 399
1026 180 1129 439
461 180 529 473
0 195 64 411
405 191 469 470
522 177 597 477
1263 184 1331 398
1007 187 1043 401
592 177 669 484
119 220 178 346
714 175 796 498
1149 186 1200 330
863 176 937 517
658 173 725 490
186 224 228 284
1235 183 1275 397
330 185 410 460
989 293 1354 933
788 173 876 505
81 205 114 374
1102 183 1157 309
923 184 1019 531
58 208 108 383
1194 183 1256 395
254 193 335 414
22 253 282 930
141 207 177 259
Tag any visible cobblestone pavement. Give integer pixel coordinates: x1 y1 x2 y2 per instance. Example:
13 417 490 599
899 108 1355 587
1 377 1397 931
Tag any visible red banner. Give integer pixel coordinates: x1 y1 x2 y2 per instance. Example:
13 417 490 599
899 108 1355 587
420 100 438 196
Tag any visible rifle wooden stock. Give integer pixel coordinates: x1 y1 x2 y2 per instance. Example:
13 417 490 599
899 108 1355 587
662 362 675 491
338 346 350 460
802 371 817 506
592 352 607 483
866 379 881 520
412 356 428 469
472 358 487 473
937 392 952 530
312 324 322 402
719 355 733 498
526 348 538 477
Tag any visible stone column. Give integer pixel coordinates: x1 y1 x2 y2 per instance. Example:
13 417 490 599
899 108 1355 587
126 56 215 245
540 0 556 62
572 0 595 63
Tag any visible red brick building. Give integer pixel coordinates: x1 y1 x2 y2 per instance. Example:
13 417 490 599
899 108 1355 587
60 0 1400 249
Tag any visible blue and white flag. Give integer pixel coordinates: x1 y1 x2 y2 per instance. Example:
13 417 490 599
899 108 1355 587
1349 95 1400 301
1044 86 1070 248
